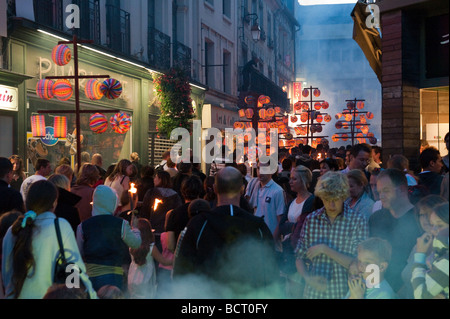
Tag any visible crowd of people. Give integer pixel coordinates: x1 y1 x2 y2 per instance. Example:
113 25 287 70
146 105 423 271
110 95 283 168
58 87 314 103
0 132 448 299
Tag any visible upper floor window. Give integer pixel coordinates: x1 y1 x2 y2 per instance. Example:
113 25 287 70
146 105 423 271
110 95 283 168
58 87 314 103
223 0 231 18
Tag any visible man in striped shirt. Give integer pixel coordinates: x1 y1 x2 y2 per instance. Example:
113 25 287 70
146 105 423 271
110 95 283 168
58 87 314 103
412 202 449 299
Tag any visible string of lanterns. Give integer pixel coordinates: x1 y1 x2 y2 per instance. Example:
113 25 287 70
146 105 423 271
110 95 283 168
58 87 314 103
31 44 130 138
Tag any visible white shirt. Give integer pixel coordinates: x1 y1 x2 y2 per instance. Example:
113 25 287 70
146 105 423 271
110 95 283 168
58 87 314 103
288 199 307 223
20 174 47 202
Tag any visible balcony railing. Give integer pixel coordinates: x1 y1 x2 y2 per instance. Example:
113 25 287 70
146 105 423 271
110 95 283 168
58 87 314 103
106 4 130 55
173 41 192 77
148 27 171 72
73 0 101 44
33 0 63 30
239 67 289 110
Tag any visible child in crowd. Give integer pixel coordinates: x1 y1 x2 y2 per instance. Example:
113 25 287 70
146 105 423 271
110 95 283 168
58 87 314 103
346 237 397 299
128 218 172 299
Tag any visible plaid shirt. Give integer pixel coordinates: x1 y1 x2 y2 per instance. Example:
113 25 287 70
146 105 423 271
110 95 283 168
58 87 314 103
295 203 368 299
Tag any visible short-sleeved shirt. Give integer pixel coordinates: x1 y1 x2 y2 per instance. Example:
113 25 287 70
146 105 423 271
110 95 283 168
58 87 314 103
295 204 369 299
369 207 423 292
246 179 286 235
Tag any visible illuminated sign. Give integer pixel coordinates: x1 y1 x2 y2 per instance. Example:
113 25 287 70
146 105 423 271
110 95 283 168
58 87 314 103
0 85 18 111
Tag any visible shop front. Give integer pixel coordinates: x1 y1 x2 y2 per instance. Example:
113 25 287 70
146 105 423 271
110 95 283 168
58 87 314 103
355 1 449 172
8 21 152 174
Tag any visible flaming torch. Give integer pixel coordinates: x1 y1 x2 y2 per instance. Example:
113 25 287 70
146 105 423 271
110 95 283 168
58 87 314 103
153 198 163 211
128 183 137 214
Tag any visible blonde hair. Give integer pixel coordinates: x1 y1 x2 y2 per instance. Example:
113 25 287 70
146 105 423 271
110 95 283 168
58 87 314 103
55 164 74 183
291 165 312 188
47 174 70 190
315 171 349 201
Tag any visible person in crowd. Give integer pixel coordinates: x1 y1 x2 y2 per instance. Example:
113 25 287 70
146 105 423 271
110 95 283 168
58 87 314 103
8 155 26 191
76 185 141 292
203 176 216 205
319 158 339 177
278 165 317 297
2 180 97 299
345 169 375 220
91 153 107 185
43 283 89 299
399 194 447 298
173 166 280 298
105 159 135 213
0 157 24 215
341 144 372 175
165 158 178 178
172 162 192 198
420 140 430 153
335 157 346 171
128 218 172 299
366 146 382 174
157 210 176 297
155 150 170 171
166 175 203 253
411 202 449 299
54 164 75 187
441 172 449 201
141 170 183 252
47 174 81 233
71 164 100 222
346 238 397 299
295 171 368 299
74 152 91 177
130 152 142 182
369 168 424 293
137 165 155 202
387 154 418 186
418 147 444 195
245 161 286 241
96 285 125 299
20 158 52 202
443 132 449 172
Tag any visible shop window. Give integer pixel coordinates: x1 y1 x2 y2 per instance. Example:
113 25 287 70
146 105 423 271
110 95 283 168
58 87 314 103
420 87 449 153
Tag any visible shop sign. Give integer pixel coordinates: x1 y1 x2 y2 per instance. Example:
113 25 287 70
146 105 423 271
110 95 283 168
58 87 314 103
0 85 18 111
40 126 59 146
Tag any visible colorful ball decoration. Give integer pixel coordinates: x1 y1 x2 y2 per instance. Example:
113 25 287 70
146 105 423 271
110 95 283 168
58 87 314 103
101 78 122 99
324 114 332 123
335 113 342 120
335 121 343 129
290 115 298 123
85 79 104 100
110 112 131 134
313 89 321 97
302 102 309 111
245 95 256 105
342 133 349 141
53 79 73 101
314 102 322 110
51 44 71 66
302 89 309 97
332 134 339 142
89 113 108 134
322 101 329 109
36 79 55 100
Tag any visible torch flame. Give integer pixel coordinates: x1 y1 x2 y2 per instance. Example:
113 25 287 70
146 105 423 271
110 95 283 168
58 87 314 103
153 198 163 211
129 183 137 194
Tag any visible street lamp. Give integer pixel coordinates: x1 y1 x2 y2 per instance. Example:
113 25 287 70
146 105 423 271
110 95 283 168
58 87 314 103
244 13 261 42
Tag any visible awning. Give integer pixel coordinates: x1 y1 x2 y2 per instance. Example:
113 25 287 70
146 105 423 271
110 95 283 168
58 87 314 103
351 2 382 83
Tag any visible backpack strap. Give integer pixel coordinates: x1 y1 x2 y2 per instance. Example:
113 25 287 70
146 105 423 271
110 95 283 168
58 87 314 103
54 218 67 263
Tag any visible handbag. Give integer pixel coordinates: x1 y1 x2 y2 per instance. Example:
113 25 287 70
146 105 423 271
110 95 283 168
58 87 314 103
54 218 77 284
